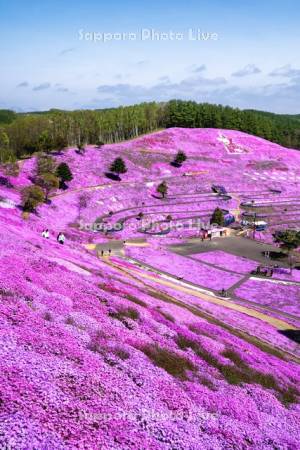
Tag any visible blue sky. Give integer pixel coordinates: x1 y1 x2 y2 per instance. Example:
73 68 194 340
0 0 300 113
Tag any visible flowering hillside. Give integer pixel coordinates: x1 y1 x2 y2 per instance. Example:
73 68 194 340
0 128 300 449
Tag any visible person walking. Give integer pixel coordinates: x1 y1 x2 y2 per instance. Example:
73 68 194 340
42 229 49 239
57 232 65 245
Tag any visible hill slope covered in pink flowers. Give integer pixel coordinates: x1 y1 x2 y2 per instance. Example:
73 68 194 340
0 128 300 449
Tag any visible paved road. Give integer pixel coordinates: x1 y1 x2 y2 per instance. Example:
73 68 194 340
169 235 291 267
95 238 148 255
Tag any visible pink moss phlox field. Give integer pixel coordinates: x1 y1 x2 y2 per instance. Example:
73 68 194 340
0 128 300 448
125 246 242 291
235 278 300 315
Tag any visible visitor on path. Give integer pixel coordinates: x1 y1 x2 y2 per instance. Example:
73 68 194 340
57 232 65 245
101 250 104 257
108 248 111 255
42 229 49 239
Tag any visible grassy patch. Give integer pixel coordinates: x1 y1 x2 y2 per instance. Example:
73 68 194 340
115 263 297 365
158 309 175 323
87 341 102 354
199 376 215 390
112 347 130 360
221 349 278 387
188 324 212 338
280 385 299 406
176 335 298 404
150 283 288 360
98 282 116 294
141 344 196 380
109 307 140 322
145 289 175 303
222 349 248 370
176 334 219 367
125 294 147 307
221 348 298 404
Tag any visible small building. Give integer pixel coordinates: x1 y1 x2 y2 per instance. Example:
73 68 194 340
210 227 227 238
201 227 227 239
224 213 235 226
241 219 268 231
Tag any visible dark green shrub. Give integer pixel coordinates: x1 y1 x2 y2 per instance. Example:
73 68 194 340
21 185 45 211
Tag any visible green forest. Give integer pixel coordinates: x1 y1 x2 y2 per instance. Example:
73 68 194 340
1 100 300 163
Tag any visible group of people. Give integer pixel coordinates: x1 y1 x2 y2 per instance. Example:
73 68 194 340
220 288 228 297
200 230 212 242
253 265 275 277
42 229 66 245
100 248 111 256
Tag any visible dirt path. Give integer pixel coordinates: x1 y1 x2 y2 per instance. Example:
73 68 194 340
108 256 296 331
127 253 300 321
100 257 300 363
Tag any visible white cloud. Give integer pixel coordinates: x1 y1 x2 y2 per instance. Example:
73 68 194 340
191 64 206 73
232 64 261 77
17 81 29 88
269 64 300 78
59 47 76 56
96 74 227 104
33 82 51 91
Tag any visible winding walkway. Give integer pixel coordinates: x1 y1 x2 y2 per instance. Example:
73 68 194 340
106 254 298 330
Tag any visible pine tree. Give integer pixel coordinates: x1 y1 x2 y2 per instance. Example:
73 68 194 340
77 143 86 155
157 181 168 199
38 130 53 153
0 128 9 148
56 163 73 188
173 150 187 166
110 157 127 179
273 229 300 273
210 207 225 226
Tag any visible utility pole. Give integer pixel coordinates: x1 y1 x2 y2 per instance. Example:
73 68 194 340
253 212 256 240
